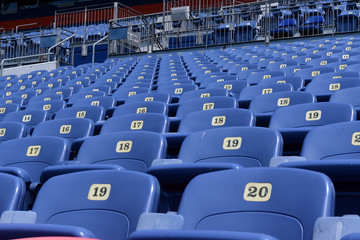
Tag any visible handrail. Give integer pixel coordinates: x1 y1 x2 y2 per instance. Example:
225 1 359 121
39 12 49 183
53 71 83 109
48 33 76 54
92 35 109 64
15 23 41 33
1 53 55 77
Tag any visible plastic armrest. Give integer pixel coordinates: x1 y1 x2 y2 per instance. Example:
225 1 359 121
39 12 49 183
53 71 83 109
0 167 31 183
136 212 184 230
313 215 360 240
269 156 306 167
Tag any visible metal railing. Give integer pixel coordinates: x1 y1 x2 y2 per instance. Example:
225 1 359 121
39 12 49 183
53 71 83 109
107 0 360 56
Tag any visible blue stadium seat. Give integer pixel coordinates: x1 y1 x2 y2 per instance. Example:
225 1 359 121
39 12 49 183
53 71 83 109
134 168 334 240
249 91 316 127
113 101 168 117
72 131 166 172
337 10 359 33
0 122 26 142
72 96 116 110
234 21 257 42
269 102 356 155
0 172 26 213
0 136 69 182
45 87 73 100
330 86 360 118
305 78 360 101
18 170 159 240
0 97 24 106
258 76 304 90
0 103 19 121
28 94 64 103
3 109 48 135
178 88 229 103
246 71 285 85
26 100 66 118
112 87 150 104
206 80 248 99
178 108 255 133
100 113 169 134
175 96 237 119
278 121 360 215
32 118 94 144
125 92 171 105
55 106 105 123
294 66 335 84
68 91 106 105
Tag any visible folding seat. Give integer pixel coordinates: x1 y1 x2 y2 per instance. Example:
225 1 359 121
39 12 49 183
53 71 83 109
28 94 64 103
78 85 112 95
206 80 248 99
0 97 24 106
177 108 255 133
0 136 69 182
281 65 313 76
269 102 356 155
306 57 339 67
326 61 360 72
157 84 198 102
176 96 237 119
331 51 360 61
3 109 48 135
0 170 159 240
0 89 19 98
299 15 325 36
178 88 229 103
50 75 71 85
32 118 94 145
125 92 171 105
249 91 316 127
227 63 258 75
0 75 17 82
131 168 334 240
0 172 26 213
72 96 115 111
66 78 91 88
237 69 268 81
246 71 285 85
266 61 298 71
0 122 25 142
44 87 73 100
38 81 62 90
305 78 360 101
113 101 168 117
67 91 106 105
55 106 105 123
26 100 66 119
239 83 293 108
293 66 335 84
258 76 304 90
199 75 237 88
112 87 150 104
101 113 169 134
293 54 321 65
330 86 360 117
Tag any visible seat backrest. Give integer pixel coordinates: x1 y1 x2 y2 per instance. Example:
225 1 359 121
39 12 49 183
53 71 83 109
0 103 19 121
68 91 106 105
101 113 169 134
3 109 48 133
76 131 167 172
0 173 26 213
0 136 69 182
113 101 168 117
0 122 26 142
305 78 360 95
176 96 237 118
112 87 150 102
206 80 248 98
301 121 360 160
239 83 293 101
269 102 356 129
32 118 94 144
178 108 255 133
179 88 229 103
55 105 105 122
26 100 66 115
178 126 282 167
330 86 360 107
72 96 116 110
125 92 171 104
249 91 316 114
33 170 160 240
178 168 335 240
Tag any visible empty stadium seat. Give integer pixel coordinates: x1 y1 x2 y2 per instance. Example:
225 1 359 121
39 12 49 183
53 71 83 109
3 109 48 135
269 102 356 155
132 168 334 240
0 122 26 142
32 118 94 144
1 170 160 240
0 172 26 213
55 106 105 123
113 101 168 117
